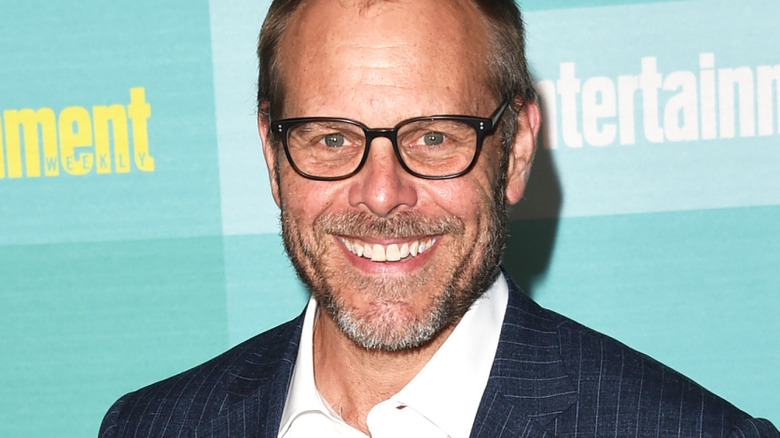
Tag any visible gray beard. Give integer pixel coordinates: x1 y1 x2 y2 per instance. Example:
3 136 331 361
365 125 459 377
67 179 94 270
319 262 458 351
280 173 509 351
281 196 507 351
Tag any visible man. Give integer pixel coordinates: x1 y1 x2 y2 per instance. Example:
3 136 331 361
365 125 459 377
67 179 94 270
100 0 778 436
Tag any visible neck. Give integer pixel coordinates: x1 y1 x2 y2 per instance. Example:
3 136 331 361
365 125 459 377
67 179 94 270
312 309 455 434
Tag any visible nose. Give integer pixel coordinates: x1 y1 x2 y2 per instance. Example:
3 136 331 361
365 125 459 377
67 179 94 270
347 137 418 217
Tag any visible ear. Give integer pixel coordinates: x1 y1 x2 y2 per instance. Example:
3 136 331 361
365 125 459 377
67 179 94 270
258 101 282 207
504 98 541 205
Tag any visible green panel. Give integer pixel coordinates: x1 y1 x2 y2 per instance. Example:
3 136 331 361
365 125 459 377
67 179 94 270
504 204 780 423
224 233 310 346
0 0 221 246
0 237 228 437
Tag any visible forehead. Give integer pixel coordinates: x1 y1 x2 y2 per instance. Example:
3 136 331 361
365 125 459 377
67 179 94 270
276 0 494 119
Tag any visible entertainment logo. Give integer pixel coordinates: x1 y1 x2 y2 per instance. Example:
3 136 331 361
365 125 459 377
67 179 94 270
536 53 780 149
0 87 154 178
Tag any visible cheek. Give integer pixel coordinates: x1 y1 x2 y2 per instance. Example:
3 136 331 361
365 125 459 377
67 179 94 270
279 168 343 217
425 172 497 220
479 143 505 185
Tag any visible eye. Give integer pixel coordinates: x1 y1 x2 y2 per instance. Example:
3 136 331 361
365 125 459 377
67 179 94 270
423 131 445 146
323 133 346 147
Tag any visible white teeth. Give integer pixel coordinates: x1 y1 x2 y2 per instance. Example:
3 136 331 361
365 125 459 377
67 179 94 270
400 243 410 258
341 237 436 262
371 244 386 262
386 244 401 261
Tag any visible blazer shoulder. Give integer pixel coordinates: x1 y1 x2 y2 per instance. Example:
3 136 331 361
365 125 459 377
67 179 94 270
99 315 303 437
515 291 772 435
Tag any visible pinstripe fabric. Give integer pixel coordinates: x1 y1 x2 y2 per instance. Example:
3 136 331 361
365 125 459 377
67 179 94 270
100 314 302 438
100 273 778 437
469 275 778 438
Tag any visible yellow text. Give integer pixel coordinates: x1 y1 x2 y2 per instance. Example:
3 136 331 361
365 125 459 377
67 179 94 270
1 87 154 178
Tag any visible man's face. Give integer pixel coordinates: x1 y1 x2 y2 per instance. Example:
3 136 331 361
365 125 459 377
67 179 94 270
260 0 537 350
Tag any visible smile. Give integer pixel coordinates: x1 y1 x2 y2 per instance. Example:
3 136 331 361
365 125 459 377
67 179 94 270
339 237 437 262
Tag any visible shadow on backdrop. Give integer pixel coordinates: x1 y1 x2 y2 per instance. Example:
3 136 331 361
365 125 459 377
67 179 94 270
502 98 563 299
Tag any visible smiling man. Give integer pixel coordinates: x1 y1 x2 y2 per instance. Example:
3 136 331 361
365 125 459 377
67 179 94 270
100 0 778 437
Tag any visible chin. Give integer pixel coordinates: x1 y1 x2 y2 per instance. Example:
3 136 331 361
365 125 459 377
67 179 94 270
324 284 456 351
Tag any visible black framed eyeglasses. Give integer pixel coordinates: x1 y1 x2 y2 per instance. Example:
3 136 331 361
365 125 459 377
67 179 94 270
270 99 509 181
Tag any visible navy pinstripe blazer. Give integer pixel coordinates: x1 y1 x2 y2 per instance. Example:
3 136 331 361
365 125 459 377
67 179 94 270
100 274 778 437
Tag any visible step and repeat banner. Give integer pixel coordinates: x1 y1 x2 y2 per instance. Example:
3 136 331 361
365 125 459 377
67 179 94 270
1 0 778 436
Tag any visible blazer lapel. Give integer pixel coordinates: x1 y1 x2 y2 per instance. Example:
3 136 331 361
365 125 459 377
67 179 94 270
194 311 305 438
470 274 578 438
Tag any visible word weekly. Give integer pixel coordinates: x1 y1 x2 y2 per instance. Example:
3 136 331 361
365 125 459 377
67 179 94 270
1 87 154 178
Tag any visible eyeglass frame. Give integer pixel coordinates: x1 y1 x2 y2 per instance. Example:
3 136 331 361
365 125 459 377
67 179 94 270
269 99 510 181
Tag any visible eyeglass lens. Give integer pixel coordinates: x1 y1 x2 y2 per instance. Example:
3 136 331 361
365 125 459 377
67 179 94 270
285 118 479 179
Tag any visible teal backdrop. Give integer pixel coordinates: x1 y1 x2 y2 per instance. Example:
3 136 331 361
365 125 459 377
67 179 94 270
1 1 778 436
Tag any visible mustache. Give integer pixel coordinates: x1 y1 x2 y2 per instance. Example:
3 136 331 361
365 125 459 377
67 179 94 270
316 211 464 239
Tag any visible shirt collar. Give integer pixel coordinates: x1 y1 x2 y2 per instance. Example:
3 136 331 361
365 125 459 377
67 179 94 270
278 275 508 438
389 275 507 437
278 298 337 436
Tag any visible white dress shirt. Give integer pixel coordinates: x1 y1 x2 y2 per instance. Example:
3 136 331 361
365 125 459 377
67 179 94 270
278 275 508 438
